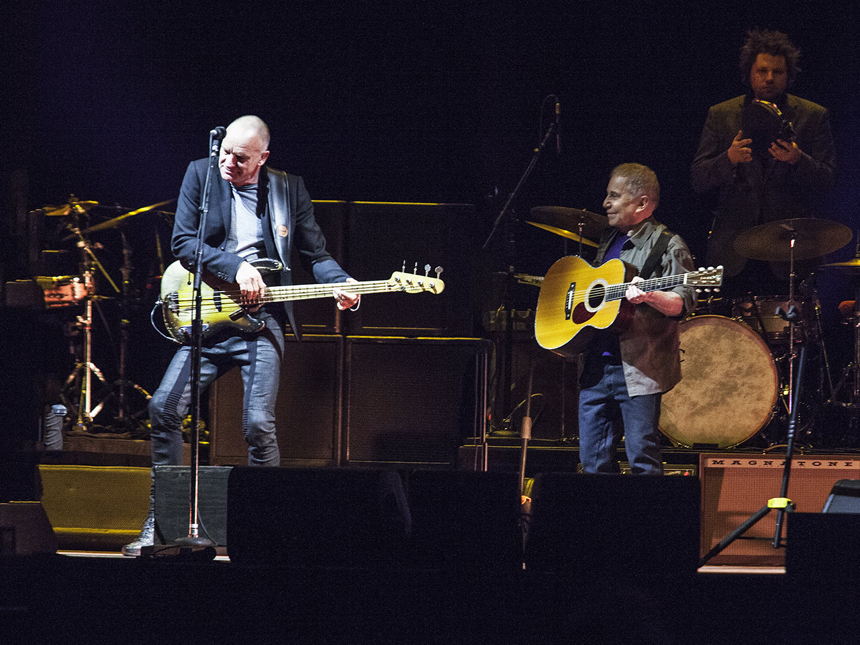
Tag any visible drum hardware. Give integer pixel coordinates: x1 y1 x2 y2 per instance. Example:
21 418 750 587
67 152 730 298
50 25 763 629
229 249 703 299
822 249 860 416
58 207 122 434
113 230 153 430
61 270 114 433
735 218 852 431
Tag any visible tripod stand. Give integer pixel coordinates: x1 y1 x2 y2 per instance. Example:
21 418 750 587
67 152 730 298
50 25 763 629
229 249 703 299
112 231 152 430
62 271 112 432
61 216 120 433
702 217 852 564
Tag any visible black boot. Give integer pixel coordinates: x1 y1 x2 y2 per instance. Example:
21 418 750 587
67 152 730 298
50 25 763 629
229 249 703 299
122 514 155 557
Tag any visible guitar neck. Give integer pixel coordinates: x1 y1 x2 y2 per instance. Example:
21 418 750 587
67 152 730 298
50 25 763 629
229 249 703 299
604 273 689 302
260 280 400 303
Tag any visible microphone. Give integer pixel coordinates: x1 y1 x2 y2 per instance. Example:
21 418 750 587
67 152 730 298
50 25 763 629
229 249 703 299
555 99 561 155
210 126 227 140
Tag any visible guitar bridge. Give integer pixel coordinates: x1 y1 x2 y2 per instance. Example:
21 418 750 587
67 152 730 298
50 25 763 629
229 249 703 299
165 292 179 313
565 282 575 320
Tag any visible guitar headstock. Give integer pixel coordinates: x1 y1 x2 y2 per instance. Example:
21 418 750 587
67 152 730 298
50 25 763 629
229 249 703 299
688 265 724 292
389 263 445 294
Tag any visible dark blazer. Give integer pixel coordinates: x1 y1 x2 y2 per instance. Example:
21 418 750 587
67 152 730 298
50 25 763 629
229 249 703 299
690 93 836 277
171 159 351 336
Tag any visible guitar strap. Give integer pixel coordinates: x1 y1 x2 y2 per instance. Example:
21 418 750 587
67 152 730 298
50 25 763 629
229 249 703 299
638 229 674 280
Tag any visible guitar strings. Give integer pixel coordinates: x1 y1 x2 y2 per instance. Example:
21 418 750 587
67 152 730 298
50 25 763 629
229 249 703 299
168 280 437 311
563 274 696 302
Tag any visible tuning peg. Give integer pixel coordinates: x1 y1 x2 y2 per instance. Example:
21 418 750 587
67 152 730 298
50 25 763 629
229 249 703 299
424 263 431 276
434 266 443 280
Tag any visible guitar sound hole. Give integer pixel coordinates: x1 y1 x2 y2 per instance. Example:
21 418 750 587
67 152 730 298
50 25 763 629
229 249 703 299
587 284 605 309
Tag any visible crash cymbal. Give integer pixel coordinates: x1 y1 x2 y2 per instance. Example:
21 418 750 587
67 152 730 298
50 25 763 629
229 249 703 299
81 199 175 234
734 218 853 262
527 206 607 248
42 200 99 217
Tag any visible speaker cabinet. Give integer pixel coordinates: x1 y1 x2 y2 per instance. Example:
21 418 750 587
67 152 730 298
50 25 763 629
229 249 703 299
154 466 232 546
287 200 348 335
0 502 57 555
343 337 489 466
823 479 860 513
524 472 701 580
344 202 475 337
406 470 523 573
699 454 860 566
226 466 410 567
209 335 343 466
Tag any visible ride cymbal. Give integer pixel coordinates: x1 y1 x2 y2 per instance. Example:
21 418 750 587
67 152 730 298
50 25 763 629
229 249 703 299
527 206 607 248
734 218 852 261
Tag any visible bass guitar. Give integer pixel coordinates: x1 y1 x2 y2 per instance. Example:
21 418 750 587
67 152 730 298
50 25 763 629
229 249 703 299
535 256 722 356
159 259 444 344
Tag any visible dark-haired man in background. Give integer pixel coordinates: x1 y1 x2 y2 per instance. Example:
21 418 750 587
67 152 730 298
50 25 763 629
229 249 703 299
691 29 836 296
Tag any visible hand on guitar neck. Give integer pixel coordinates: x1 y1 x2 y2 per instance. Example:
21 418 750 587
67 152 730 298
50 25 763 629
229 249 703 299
535 256 722 356
236 261 360 311
626 276 684 317
334 279 360 311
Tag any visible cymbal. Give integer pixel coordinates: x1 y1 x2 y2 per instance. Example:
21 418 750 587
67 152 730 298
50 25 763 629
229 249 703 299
42 201 99 217
734 218 853 261
527 206 607 248
822 257 860 272
81 199 175 234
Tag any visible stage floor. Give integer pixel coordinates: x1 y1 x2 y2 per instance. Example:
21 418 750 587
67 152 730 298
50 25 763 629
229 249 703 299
0 549 854 644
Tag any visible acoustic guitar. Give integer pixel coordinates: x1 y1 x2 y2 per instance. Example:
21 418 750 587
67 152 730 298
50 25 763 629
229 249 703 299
159 259 444 344
535 256 722 356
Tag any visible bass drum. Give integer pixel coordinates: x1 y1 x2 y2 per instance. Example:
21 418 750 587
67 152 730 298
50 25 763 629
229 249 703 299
659 315 778 449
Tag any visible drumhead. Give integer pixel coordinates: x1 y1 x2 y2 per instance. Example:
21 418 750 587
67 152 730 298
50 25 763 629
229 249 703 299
659 315 778 449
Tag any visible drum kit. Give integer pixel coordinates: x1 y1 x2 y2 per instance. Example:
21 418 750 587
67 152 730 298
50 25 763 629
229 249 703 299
526 205 857 450
18 196 175 436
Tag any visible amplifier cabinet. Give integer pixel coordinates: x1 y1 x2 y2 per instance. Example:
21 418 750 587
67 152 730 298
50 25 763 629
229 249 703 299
343 336 489 466
286 200 347 336
344 202 475 337
699 453 860 566
209 335 343 467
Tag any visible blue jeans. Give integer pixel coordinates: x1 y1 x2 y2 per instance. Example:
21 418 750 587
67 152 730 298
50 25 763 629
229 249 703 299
148 310 285 468
578 357 663 475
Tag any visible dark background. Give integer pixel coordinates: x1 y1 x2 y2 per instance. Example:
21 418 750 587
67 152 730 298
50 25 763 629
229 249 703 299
2 2 859 420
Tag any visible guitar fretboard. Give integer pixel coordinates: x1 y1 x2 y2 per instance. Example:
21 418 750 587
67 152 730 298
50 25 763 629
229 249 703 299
604 273 690 302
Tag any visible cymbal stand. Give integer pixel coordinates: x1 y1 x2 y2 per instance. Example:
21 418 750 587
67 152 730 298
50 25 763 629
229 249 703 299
63 270 110 431
780 234 801 416
115 231 151 425
62 216 120 433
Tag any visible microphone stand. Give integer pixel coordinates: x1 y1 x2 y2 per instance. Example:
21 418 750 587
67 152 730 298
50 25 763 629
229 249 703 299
174 130 222 550
480 104 558 470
